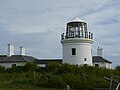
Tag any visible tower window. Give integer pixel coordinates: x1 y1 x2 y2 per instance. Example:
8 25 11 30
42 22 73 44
84 58 87 61
72 48 76 55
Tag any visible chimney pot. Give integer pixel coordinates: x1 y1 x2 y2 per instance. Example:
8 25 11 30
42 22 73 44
97 47 103 57
20 46 25 55
7 44 14 57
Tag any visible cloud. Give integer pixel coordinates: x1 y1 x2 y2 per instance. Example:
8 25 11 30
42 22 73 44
0 25 63 58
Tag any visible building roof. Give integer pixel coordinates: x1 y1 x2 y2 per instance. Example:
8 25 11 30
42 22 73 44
92 56 112 63
0 55 62 64
0 55 111 64
35 59 62 64
0 55 38 63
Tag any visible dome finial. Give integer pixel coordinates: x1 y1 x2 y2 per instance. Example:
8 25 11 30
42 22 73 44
70 17 85 23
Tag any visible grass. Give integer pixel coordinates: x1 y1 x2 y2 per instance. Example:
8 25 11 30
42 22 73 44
0 87 64 90
0 73 64 90
0 82 64 90
0 64 113 90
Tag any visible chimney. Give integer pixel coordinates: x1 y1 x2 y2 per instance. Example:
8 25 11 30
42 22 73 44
97 47 103 57
20 46 25 55
7 44 14 57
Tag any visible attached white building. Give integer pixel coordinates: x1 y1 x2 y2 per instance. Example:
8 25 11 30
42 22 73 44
92 56 112 69
0 55 38 68
0 44 38 68
0 44 62 68
92 47 112 69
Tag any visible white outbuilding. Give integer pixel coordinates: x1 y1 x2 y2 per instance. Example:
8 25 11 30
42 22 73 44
92 47 112 69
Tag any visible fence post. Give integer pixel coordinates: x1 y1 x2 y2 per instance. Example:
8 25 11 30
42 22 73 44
110 75 113 90
33 71 36 81
66 85 70 90
82 73 86 90
116 82 120 90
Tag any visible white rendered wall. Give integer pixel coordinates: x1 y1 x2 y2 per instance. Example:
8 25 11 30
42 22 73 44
105 63 111 69
37 64 46 67
93 62 111 69
0 62 25 68
62 39 93 65
0 63 47 68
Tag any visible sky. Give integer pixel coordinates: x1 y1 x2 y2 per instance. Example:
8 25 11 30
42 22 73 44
0 0 120 68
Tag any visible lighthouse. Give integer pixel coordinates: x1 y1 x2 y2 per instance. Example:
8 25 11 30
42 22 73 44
61 17 93 65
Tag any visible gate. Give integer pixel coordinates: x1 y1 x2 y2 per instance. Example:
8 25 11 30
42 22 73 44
104 75 120 90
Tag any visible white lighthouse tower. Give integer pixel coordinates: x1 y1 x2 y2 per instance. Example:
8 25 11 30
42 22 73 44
61 17 93 65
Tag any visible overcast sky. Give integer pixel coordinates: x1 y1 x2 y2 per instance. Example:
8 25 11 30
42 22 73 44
0 0 120 68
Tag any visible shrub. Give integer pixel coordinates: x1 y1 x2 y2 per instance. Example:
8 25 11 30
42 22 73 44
37 73 65 88
61 73 84 89
115 65 120 72
46 62 60 74
24 62 38 72
0 65 5 73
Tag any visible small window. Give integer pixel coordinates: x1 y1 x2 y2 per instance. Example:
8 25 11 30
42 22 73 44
12 64 16 67
95 64 99 67
72 48 76 55
84 58 87 61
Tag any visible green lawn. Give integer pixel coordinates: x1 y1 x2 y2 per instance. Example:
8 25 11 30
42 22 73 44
0 83 64 90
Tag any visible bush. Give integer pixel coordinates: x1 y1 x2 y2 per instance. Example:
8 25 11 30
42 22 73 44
46 62 60 74
61 73 84 89
0 63 119 89
37 73 65 88
0 65 5 73
6 66 24 73
115 65 120 72
24 62 39 72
